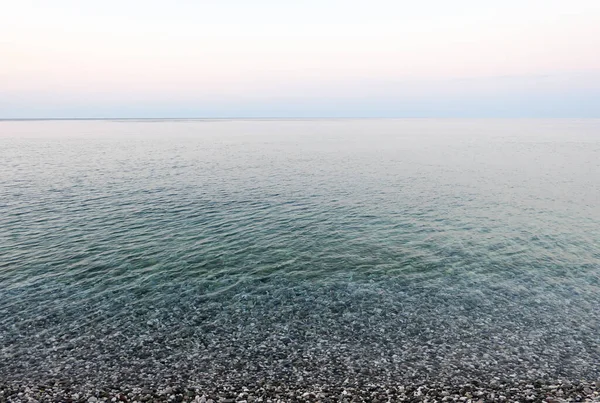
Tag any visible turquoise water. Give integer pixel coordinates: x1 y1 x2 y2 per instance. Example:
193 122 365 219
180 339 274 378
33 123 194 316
1 119 599 386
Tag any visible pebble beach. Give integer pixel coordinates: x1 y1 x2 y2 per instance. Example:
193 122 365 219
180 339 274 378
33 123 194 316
3 380 600 402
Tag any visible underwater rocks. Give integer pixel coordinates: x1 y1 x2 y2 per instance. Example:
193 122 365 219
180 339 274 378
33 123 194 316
2 280 600 387
2 281 600 401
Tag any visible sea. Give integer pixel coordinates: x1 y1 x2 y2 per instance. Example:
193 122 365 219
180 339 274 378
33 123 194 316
1 119 599 387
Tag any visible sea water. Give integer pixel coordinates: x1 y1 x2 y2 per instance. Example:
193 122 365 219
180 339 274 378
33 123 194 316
1 119 599 386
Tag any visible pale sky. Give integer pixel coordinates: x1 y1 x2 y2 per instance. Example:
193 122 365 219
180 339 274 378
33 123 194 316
1 0 600 118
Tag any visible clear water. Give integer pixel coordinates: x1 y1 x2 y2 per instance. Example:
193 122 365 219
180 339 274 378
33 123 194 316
1 119 599 386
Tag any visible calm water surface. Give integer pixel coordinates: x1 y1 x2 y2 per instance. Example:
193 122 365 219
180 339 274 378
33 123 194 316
1 119 599 385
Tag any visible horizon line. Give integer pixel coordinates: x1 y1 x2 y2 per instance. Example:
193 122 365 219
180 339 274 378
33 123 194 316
2 117 599 122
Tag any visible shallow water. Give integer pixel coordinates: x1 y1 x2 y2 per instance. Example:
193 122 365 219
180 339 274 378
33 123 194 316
1 119 599 386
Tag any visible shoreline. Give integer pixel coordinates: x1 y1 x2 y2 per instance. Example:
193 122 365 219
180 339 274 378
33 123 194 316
2 379 600 402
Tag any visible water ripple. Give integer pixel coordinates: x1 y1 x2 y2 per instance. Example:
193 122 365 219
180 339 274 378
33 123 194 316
1 119 599 386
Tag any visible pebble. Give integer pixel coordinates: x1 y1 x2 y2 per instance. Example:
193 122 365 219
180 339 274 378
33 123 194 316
1 381 599 403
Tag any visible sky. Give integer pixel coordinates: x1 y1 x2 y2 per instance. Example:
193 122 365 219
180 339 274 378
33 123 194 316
1 0 600 118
